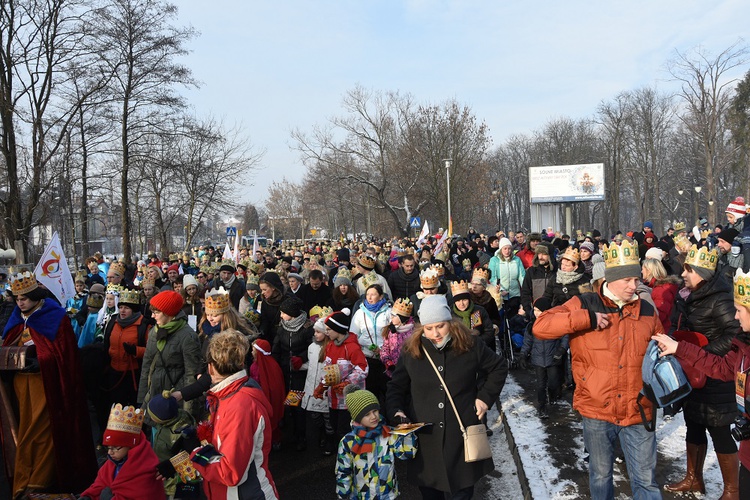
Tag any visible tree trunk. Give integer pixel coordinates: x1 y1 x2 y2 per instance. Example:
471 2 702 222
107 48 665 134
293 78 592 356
121 100 132 263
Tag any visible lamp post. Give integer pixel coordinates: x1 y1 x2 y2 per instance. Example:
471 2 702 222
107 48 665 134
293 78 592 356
491 181 500 230
444 159 452 227
694 186 702 225
677 189 685 224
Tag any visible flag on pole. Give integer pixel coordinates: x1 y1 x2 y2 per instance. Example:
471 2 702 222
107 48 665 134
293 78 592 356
222 242 233 261
233 229 241 263
34 232 76 305
416 221 430 248
252 232 259 261
434 217 453 254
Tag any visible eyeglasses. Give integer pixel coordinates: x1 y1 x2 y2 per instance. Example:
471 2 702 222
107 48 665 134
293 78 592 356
107 446 123 452
197 274 205 279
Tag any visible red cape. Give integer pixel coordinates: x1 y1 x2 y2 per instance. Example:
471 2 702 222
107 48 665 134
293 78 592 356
81 431 164 500
2 301 97 493
251 355 286 430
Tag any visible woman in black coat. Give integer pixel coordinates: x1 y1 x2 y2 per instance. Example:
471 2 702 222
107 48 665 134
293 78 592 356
666 262 739 494
387 295 507 498
542 248 589 307
258 271 284 343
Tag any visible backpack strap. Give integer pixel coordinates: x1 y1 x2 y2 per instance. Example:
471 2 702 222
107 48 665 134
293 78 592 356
637 391 656 432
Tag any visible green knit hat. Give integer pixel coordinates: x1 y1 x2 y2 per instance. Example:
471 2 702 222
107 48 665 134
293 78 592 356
344 385 379 423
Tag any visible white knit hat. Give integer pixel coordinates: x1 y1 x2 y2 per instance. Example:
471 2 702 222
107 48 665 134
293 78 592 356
644 247 664 260
497 237 512 249
418 295 452 325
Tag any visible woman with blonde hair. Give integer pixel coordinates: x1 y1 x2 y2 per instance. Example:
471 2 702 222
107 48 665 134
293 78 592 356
641 257 680 332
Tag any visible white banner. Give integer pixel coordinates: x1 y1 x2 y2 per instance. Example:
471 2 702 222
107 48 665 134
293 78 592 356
529 163 605 203
34 232 76 305
416 221 430 248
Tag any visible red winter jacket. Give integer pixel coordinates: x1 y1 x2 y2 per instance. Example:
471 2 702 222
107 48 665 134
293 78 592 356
193 371 279 500
81 431 164 500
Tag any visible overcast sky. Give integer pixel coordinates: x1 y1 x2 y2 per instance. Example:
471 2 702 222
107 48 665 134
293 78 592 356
176 0 749 208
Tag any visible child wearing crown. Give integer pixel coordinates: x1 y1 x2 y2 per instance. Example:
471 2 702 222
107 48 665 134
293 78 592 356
79 404 164 500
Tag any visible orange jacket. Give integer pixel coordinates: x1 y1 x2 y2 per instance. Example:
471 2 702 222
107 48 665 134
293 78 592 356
108 315 147 372
533 289 663 426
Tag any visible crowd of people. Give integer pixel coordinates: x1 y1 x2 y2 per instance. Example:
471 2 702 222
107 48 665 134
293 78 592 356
2 196 750 499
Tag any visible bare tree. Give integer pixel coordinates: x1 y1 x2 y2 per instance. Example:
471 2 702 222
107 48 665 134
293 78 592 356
669 41 749 223
90 0 197 261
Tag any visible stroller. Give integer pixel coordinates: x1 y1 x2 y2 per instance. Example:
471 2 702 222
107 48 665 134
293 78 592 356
497 303 527 369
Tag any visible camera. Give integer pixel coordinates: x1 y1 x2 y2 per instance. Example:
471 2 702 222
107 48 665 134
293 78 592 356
731 416 750 442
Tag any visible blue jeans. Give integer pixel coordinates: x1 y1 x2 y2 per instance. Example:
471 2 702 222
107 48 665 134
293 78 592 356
582 417 661 500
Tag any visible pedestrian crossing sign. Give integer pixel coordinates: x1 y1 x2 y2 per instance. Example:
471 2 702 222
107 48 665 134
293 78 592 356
226 226 237 237
410 217 421 228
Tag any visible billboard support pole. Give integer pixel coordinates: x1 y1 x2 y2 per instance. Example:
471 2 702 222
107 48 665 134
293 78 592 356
565 204 572 237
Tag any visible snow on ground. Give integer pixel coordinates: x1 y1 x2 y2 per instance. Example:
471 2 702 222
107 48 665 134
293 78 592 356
501 376 581 499
655 410 723 498
476 404 525 499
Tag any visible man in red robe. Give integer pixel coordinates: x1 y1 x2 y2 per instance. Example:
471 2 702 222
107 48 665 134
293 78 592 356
1 272 97 497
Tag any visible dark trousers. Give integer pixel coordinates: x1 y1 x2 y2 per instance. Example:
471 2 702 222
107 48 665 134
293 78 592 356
365 356 388 407
329 408 351 443
684 413 737 454
534 364 562 407
419 485 474 499
741 464 750 497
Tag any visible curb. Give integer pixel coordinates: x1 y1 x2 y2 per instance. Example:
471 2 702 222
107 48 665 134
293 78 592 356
498 397 533 500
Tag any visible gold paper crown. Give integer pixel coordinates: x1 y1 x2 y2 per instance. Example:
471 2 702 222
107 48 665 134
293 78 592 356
119 289 143 306
673 221 686 232
170 450 200 482
140 277 155 287
673 233 691 253
205 287 231 315
602 240 640 269
430 263 445 277
685 244 718 272
106 283 125 294
700 229 710 240
357 254 376 269
248 261 263 275
420 268 439 289
246 275 260 286
10 271 38 296
377 253 388 263
392 297 414 317
239 257 251 269
323 364 341 386
169 253 179 262
450 280 470 297
560 247 580 264
74 269 87 283
734 268 750 307
462 258 472 268
471 268 490 285
199 265 211 274
109 261 126 277
220 259 236 270
309 305 333 320
105 404 144 436
335 267 352 281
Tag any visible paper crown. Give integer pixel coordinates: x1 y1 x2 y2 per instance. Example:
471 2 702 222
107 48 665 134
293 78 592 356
420 268 439 289
246 274 260 286
247 261 263 275
462 258 472 268
700 229 710 240
238 257 251 269
602 240 640 269
357 254 376 270
673 221 686 232
450 280 470 297
429 263 445 277
471 268 490 285
335 267 351 281
170 450 200 482
391 298 414 317
103 404 144 448
74 269 87 283
734 268 750 307
140 277 155 288
109 261 126 277
10 271 38 296
106 283 125 295
673 233 691 253
309 305 333 321
199 265 211 274
219 259 236 270
244 309 260 326
560 247 580 264
168 253 179 262
685 244 718 272
204 287 231 315
323 364 341 386
119 289 143 307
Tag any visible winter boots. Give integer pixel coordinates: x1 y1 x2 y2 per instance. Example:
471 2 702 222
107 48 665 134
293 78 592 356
716 452 739 500
664 442 706 494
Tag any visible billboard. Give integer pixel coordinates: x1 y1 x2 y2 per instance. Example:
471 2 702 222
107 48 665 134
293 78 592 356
529 163 605 203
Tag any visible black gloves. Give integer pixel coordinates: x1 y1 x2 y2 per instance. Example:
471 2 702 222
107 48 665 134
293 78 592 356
552 347 567 364
518 355 528 370
123 342 137 356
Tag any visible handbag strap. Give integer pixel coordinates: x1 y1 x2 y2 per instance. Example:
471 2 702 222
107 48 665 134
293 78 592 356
422 346 466 434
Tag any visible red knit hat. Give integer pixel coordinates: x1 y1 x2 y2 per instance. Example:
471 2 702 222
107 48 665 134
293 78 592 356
726 196 746 216
167 263 180 274
150 290 184 317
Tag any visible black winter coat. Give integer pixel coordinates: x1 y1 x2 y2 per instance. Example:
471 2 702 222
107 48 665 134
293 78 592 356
542 271 589 307
387 268 421 301
272 320 314 392
387 335 507 493
258 292 283 343
520 263 554 312
453 303 496 352
521 321 569 368
678 272 740 427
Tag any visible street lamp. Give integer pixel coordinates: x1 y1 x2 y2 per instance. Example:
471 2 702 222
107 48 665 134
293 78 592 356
694 186 702 224
444 159 452 228
491 181 501 230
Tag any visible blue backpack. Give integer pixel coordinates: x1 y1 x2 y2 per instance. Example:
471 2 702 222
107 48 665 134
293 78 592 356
637 339 692 431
